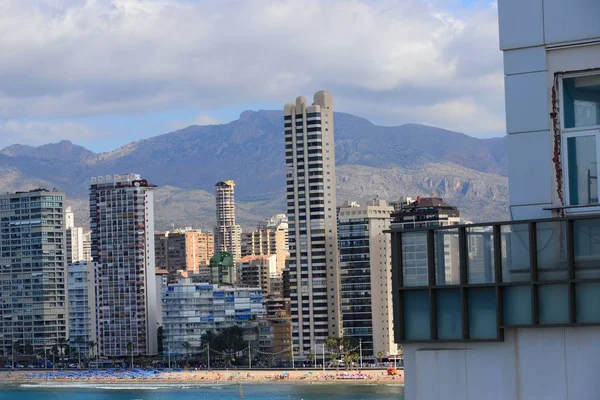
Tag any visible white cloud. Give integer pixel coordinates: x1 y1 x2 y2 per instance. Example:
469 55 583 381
0 120 100 148
0 0 505 137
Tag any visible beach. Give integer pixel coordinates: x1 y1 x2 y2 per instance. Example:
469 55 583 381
0 368 404 385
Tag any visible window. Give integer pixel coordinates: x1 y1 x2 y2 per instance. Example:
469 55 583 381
562 73 600 207
563 75 600 129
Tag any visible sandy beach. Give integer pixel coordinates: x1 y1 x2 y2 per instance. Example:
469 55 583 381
0 368 404 385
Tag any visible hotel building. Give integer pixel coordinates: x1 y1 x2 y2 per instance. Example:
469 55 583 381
0 189 68 355
338 200 398 358
90 174 158 356
215 181 242 261
284 91 340 357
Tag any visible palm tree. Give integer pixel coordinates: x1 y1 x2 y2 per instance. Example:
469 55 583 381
376 351 384 366
182 341 192 366
57 337 67 357
75 336 85 368
88 341 97 363
126 342 134 370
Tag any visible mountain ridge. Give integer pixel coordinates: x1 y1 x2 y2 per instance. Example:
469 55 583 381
0 110 508 229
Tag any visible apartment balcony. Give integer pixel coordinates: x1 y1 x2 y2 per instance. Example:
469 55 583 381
389 215 600 343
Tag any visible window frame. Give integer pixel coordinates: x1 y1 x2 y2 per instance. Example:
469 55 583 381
561 130 600 211
560 71 600 212
560 70 600 133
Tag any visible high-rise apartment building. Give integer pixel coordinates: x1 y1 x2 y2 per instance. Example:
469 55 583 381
67 261 97 357
215 181 242 261
155 229 214 276
89 174 158 356
284 91 340 358
0 189 68 355
65 207 87 264
241 228 286 273
337 200 398 358
82 231 92 262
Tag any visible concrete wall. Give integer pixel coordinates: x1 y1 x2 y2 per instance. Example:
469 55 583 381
404 326 600 400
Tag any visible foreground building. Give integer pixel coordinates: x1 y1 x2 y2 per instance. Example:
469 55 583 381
338 200 398 358
284 91 341 358
0 189 68 355
67 261 97 357
90 174 158 356
393 2 600 398
215 181 242 261
162 279 266 355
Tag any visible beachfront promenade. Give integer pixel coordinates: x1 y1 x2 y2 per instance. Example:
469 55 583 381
1 368 404 384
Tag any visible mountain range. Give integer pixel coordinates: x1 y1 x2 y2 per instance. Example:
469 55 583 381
0 110 508 230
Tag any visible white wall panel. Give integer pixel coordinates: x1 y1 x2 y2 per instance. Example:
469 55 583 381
498 0 544 50
503 46 546 76
543 0 600 45
505 71 549 134
415 349 467 400
507 131 552 206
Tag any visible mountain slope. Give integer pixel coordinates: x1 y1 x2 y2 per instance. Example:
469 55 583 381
0 110 508 229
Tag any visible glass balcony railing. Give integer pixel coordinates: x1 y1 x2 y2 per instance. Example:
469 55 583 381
389 215 600 343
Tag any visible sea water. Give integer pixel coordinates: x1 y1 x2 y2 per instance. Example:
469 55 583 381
0 382 404 400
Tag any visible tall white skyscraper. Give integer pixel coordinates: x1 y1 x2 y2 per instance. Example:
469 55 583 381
65 206 86 264
89 174 158 356
215 180 242 261
284 91 340 358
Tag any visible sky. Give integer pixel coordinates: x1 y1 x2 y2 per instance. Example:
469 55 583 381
0 0 504 153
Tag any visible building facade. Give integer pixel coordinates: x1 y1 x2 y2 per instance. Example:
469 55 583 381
215 181 242 261
236 254 277 293
162 279 266 355
338 200 398 358
209 251 235 285
0 189 68 356
155 229 214 276
90 174 158 356
65 207 87 264
284 91 341 358
394 3 600 399
241 228 286 273
67 261 97 357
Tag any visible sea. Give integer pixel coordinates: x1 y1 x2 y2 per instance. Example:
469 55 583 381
0 382 405 400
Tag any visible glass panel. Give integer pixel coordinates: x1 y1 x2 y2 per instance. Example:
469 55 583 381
467 226 495 284
575 282 600 323
404 290 431 340
434 229 460 285
567 135 598 205
563 75 600 129
501 224 531 282
402 232 429 287
503 285 532 325
574 219 600 279
538 284 569 325
468 288 497 339
436 289 462 340
536 221 568 280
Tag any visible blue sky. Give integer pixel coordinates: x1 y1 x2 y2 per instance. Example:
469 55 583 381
0 0 502 153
